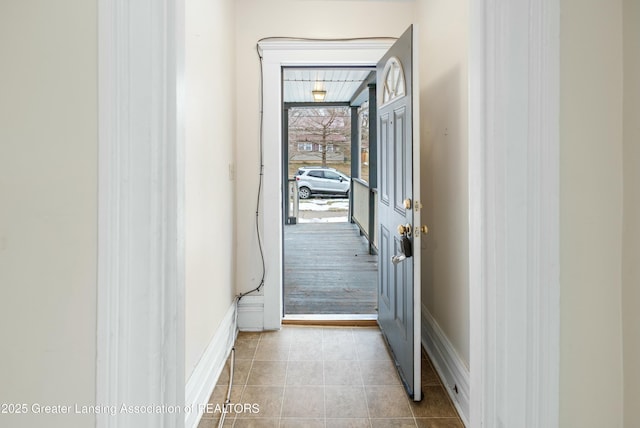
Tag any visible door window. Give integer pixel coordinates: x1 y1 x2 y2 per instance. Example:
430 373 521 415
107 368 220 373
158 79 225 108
381 57 406 106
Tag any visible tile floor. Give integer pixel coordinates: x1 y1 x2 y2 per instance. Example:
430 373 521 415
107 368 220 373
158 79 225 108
198 326 464 428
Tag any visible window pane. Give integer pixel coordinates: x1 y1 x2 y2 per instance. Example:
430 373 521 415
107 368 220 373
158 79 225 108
359 102 370 184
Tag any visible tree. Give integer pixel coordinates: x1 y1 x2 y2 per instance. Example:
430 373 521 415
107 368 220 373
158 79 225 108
289 107 351 167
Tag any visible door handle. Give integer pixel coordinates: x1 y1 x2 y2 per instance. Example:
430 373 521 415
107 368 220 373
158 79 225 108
391 254 406 265
397 223 412 236
392 234 413 265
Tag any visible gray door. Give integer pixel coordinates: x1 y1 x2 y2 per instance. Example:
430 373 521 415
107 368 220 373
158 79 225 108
377 26 422 401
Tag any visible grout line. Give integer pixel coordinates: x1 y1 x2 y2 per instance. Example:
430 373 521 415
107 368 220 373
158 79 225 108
354 328 374 428
421 348 466 423
230 334 259 428
322 328 327 428
278 327 291 424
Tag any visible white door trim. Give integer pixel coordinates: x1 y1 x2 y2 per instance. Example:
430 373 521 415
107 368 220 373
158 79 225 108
256 39 394 330
469 1 560 427
97 1 185 427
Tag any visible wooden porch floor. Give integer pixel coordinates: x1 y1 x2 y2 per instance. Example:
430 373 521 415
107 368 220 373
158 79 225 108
284 222 378 315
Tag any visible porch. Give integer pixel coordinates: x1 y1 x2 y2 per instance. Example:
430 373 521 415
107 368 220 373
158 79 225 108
283 221 378 315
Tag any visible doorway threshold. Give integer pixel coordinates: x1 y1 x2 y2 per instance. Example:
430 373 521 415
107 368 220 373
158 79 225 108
283 314 378 327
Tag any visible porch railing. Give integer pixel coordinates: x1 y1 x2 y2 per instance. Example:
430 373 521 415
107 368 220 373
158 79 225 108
351 178 377 253
286 179 299 224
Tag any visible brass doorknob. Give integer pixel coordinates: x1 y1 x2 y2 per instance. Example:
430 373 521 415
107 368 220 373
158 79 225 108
420 225 429 234
403 198 412 209
397 223 411 236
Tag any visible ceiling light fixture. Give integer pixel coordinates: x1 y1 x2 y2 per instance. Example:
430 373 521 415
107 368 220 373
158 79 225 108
312 89 326 102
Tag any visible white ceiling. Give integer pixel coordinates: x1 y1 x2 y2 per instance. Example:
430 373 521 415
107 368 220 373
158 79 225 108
283 68 374 104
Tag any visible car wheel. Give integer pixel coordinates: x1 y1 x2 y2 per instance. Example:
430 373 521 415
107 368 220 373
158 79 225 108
298 187 311 199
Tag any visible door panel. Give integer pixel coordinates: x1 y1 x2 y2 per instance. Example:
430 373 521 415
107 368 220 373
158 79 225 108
376 25 421 401
380 226 391 308
393 107 407 214
380 113 390 204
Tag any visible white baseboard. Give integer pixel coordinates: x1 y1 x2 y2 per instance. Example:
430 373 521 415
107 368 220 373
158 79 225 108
421 304 470 427
237 295 264 331
185 302 237 428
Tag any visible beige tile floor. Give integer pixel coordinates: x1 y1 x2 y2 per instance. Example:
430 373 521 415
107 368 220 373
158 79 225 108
199 326 464 428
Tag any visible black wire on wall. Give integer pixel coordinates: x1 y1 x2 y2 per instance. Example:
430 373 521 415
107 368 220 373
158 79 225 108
237 44 267 301
236 35 397 301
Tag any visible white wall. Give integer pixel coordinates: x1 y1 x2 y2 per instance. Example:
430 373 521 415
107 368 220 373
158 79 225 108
560 0 624 426
623 0 640 426
415 0 469 366
0 2 98 427
234 0 416 297
185 0 237 380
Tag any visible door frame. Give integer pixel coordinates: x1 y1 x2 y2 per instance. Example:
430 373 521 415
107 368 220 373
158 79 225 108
469 1 560 427
97 0 185 427
257 39 396 329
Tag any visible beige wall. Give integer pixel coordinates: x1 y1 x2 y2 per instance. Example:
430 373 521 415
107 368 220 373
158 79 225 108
415 0 469 365
560 0 625 426
185 0 237 379
234 0 416 295
233 0 470 368
0 1 98 427
623 0 640 426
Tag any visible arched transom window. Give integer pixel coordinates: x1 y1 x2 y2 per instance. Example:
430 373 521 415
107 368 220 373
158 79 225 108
381 56 405 105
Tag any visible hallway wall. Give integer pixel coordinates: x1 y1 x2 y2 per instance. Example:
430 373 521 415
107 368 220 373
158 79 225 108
415 0 470 367
0 2 98 428
185 0 237 380
233 0 416 300
623 0 640 425
560 0 625 426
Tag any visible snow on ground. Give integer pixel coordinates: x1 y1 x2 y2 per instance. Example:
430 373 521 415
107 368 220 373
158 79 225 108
297 198 349 223
298 198 349 212
299 216 348 223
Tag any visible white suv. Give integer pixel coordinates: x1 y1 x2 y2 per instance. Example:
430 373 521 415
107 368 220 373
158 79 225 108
295 167 351 199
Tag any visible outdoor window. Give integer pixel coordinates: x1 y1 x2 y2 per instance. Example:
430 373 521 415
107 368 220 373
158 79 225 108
358 102 370 184
297 142 313 152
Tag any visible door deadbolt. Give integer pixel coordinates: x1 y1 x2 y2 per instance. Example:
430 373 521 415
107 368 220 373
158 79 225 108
397 223 411 236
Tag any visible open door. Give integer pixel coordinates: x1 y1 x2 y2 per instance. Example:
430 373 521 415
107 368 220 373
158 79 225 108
376 25 423 401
